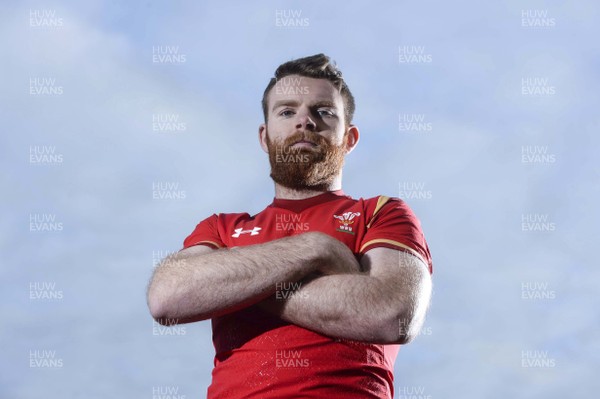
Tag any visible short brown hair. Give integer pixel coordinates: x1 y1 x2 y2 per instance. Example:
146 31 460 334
261 54 355 126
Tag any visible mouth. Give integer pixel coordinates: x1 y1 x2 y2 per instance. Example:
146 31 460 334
292 140 317 148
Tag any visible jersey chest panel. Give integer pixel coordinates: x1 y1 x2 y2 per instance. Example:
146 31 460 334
222 200 369 254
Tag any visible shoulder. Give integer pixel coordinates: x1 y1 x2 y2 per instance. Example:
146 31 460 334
358 195 413 223
213 212 253 223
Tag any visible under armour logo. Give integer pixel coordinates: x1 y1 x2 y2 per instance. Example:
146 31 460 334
231 227 262 238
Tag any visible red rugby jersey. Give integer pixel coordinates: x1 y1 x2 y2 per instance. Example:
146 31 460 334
182 190 433 398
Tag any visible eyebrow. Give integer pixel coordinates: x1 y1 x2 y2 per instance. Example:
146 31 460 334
271 100 300 112
271 100 339 112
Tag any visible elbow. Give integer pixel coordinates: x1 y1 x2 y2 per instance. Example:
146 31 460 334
394 331 415 346
147 294 188 325
373 322 411 345
147 284 211 324
147 269 174 322
147 280 179 323
148 300 164 321
374 312 421 345
389 312 424 345
147 288 170 322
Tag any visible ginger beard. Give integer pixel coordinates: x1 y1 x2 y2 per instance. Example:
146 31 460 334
266 130 348 191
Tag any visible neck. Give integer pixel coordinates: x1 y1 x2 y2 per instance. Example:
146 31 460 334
274 174 342 200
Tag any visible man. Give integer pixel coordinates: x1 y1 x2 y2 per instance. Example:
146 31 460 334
147 54 433 398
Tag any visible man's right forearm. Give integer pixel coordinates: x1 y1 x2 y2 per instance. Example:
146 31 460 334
147 233 325 324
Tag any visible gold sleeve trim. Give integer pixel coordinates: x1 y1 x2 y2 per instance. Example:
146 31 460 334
359 238 426 265
366 195 391 228
195 240 223 248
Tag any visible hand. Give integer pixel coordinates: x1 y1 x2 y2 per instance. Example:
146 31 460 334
304 232 361 275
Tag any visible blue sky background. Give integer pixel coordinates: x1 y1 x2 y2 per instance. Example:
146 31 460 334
1 0 599 398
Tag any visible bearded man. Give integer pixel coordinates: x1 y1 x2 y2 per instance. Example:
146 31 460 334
147 53 433 399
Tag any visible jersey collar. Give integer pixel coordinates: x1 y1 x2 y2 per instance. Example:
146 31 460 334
270 190 347 213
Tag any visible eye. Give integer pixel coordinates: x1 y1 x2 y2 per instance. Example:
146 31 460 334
317 109 335 117
279 109 295 117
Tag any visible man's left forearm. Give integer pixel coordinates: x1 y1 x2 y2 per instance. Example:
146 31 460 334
261 272 406 343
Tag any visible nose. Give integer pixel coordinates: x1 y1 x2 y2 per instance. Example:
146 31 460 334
295 109 316 131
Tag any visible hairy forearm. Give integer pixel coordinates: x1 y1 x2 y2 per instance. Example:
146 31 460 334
148 233 323 323
262 249 431 344
265 274 404 343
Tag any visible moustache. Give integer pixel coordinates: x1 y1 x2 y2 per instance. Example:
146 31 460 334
280 131 330 148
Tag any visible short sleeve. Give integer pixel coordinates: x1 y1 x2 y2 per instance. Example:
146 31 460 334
360 197 433 274
182 214 225 250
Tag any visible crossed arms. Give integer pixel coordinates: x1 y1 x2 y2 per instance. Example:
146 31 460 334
146 232 431 344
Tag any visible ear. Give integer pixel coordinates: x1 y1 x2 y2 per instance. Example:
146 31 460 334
258 123 269 153
344 125 360 154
